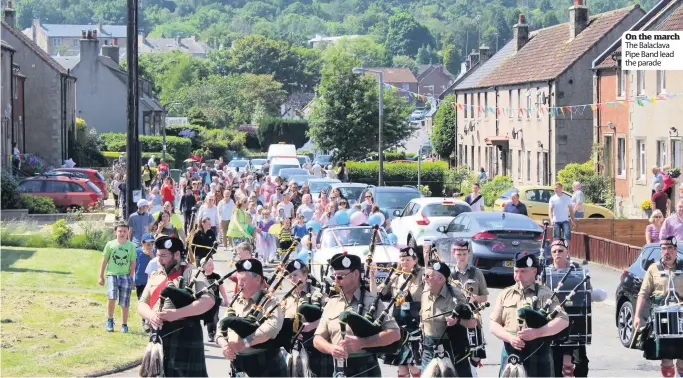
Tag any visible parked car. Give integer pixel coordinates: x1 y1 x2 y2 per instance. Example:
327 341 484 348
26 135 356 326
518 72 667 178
409 109 427 121
391 197 472 256
306 178 342 200
269 157 301 179
313 155 333 167
433 212 543 276
312 225 399 285
327 182 368 205
227 159 251 173
279 168 310 182
492 186 615 221
53 168 108 199
250 158 267 174
297 155 312 169
614 243 683 348
358 186 423 220
288 174 316 187
17 175 104 211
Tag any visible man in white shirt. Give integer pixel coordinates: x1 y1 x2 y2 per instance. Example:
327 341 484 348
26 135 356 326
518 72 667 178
465 183 485 211
571 181 585 219
549 183 577 242
325 165 336 179
312 162 322 177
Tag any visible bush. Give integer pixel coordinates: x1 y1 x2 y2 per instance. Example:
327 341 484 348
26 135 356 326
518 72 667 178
346 161 448 196
419 185 432 196
99 133 191 167
21 194 57 214
72 221 115 250
165 124 208 150
443 165 471 196
257 117 309 150
479 176 514 207
384 151 406 161
1 173 23 209
406 152 416 159
101 151 176 165
51 219 74 247
557 161 609 203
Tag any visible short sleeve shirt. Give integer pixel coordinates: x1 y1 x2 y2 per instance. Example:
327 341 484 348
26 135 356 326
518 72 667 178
489 282 568 334
638 259 683 300
420 283 467 337
549 194 572 223
379 266 426 303
103 239 137 276
451 266 489 297
225 290 283 352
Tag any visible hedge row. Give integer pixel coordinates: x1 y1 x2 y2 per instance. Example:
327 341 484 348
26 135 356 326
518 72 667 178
102 151 176 164
346 161 448 196
257 117 309 151
99 133 191 167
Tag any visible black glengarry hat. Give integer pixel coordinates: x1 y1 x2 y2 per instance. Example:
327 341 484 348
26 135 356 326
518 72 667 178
400 247 418 258
514 251 539 268
155 235 185 253
330 252 361 271
430 260 451 279
286 259 306 273
236 258 264 277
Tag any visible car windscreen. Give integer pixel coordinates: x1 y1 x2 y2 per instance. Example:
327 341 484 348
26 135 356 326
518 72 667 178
86 181 102 193
376 191 421 209
423 203 472 217
337 187 365 201
475 215 540 231
297 157 307 166
251 159 266 165
309 181 336 192
320 227 388 247
500 188 519 200
228 160 248 167
271 165 300 176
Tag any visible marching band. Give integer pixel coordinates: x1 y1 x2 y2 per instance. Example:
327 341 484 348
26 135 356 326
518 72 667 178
135 228 682 377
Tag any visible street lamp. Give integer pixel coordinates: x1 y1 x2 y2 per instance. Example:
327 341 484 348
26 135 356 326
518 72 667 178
352 67 384 186
161 102 182 161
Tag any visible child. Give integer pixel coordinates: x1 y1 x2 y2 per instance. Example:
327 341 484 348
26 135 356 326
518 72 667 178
229 242 254 292
257 207 277 263
202 257 230 342
134 233 156 300
292 214 307 239
277 217 293 259
98 222 137 333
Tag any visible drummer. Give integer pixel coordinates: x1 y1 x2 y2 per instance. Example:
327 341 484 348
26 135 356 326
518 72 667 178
548 239 590 377
369 247 425 378
283 259 332 377
634 236 683 377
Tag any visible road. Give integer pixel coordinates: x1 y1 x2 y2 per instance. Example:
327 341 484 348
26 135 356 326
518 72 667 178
115 249 662 377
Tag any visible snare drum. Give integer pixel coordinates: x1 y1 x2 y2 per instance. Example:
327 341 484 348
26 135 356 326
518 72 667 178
544 267 592 346
653 304 683 340
467 325 487 358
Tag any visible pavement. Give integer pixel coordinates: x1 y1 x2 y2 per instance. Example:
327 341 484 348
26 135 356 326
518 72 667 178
112 249 664 377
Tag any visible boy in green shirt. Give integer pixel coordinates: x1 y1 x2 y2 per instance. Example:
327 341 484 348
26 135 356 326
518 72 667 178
98 222 137 333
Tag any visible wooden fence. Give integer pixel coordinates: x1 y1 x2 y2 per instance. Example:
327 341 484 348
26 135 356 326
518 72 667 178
567 232 642 270
546 218 649 247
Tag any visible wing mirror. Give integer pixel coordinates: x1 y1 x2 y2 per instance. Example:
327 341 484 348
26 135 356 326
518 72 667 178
393 210 402 216
436 225 447 233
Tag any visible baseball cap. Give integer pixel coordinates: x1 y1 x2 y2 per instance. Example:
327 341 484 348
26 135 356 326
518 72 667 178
141 233 155 243
137 199 150 207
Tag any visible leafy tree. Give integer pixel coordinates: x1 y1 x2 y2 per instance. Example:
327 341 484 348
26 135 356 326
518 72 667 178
385 12 435 58
557 161 609 203
415 44 439 64
442 43 461 76
431 98 456 159
188 107 210 128
321 36 390 68
309 53 416 161
392 55 418 75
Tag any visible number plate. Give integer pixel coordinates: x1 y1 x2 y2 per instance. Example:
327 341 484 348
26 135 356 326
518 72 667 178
375 276 386 285
504 261 515 268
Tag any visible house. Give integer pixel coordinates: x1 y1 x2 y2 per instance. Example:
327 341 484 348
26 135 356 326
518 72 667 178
416 64 455 98
447 0 643 186
592 0 683 217
364 67 418 101
25 18 127 57
139 34 210 58
53 32 165 136
308 34 364 48
280 92 315 120
2 6 76 167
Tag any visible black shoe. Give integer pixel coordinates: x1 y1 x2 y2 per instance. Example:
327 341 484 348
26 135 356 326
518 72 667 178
208 334 215 343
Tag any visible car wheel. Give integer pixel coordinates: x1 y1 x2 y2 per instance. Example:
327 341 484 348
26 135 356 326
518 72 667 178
617 299 634 347
589 214 604 218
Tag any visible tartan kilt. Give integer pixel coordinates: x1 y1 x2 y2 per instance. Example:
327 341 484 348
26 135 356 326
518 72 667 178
300 331 333 377
383 306 421 366
233 347 287 377
500 341 553 377
160 320 208 377
342 354 382 377
421 336 472 377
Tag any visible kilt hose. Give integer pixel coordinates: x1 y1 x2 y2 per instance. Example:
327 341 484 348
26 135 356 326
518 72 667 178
500 341 554 377
159 320 208 377
233 346 288 377
300 330 333 377
383 306 421 367
421 335 472 377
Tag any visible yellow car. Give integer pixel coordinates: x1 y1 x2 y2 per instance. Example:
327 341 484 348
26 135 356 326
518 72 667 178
492 186 615 221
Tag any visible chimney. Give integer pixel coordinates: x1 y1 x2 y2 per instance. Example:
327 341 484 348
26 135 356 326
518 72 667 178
92 29 98 39
513 14 529 52
569 0 589 39
137 32 145 48
466 49 479 69
80 30 100 65
32 18 40 42
175 35 182 46
192 35 198 42
101 40 120 65
3 1 16 29
479 44 490 64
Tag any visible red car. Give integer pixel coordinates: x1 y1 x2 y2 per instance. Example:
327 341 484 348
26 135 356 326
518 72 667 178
17 175 103 211
54 168 108 199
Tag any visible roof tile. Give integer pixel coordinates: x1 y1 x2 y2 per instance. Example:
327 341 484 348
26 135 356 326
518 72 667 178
364 67 417 83
1 21 69 75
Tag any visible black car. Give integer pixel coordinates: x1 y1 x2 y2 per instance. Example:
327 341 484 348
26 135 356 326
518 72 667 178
615 243 683 347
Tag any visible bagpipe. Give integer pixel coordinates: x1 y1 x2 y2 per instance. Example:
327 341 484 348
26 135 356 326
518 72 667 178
297 237 325 324
537 220 550 282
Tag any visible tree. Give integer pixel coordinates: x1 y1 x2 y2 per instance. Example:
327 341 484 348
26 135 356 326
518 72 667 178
219 35 297 90
188 107 210 128
309 53 416 161
557 161 609 203
431 98 456 159
415 44 439 64
392 55 418 75
442 43 461 76
321 36 390 68
385 13 435 58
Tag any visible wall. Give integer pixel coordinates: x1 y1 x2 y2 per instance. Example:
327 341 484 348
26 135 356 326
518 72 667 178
418 68 452 98
1 47 12 166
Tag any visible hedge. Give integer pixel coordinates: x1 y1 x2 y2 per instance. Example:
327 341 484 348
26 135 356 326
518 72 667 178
21 194 57 214
365 151 411 161
99 133 191 166
257 117 309 151
346 161 448 196
165 124 207 150
102 151 176 165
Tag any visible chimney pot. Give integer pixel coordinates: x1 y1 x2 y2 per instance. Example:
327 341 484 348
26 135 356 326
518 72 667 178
574 0 584 5
113 38 118 46
519 14 526 24
92 29 98 38
3 1 16 29
86 30 92 39
81 30 87 39
513 14 530 52
80 35 100 64
7 1 12 9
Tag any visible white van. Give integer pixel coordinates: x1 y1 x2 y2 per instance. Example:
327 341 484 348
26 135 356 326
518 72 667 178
268 143 297 161
270 157 301 179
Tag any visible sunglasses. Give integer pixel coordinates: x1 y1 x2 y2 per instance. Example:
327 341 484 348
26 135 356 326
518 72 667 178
333 272 353 281
365 195 372 198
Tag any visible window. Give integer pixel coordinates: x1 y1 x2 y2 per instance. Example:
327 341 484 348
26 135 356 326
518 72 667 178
464 94 468 119
536 89 542 119
484 93 488 119
73 39 79 48
18 180 43 193
477 93 481 118
637 71 645 95
471 148 475 171
618 68 626 97
527 151 531 181
603 135 613 178
478 147 481 171
518 150 522 179
44 180 70 193
526 89 531 119
402 83 409 90
51 38 62 47
657 71 666 94
517 89 522 119
470 94 474 118
458 144 463 163
537 152 542 184
464 145 468 165
543 152 549 185
637 140 646 180
509 90 513 118
69 182 86 192
657 141 667 167
672 140 681 168
617 137 626 177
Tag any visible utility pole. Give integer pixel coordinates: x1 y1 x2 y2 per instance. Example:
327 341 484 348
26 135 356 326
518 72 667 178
125 0 141 219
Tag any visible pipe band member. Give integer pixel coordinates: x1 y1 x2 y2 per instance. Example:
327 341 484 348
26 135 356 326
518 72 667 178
634 235 683 378
370 247 426 378
216 258 287 377
548 239 590 377
138 235 216 377
314 252 401 377
489 252 569 377
421 260 478 377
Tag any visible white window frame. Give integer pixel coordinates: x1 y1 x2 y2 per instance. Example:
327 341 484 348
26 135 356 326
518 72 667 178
527 151 531 182
73 39 79 48
526 89 531 119
657 71 666 94
464 94 468 119
617 136 626 177
617 68 626 98
536 89 542 119
517 89 522 120
537 152 542 184
51 38 62 47
657 140 667 167
517 150 522 179
671 139 681 169
637 70 645 96
478 147 481 171
637 139 646 181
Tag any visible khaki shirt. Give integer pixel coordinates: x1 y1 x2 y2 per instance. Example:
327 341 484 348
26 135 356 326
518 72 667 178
283 287 326 320
420 283 467 337
638 259 683 300
139 262 215 311
316 287 399 351
489 282 568 334
380 266 426 303
224 290 284 353
451 266 489 297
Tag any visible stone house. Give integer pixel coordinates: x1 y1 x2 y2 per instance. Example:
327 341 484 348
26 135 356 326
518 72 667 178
25 18 127 58
445 0 643 186
139 34 210 58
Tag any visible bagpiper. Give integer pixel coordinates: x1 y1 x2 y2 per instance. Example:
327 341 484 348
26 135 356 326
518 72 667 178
634 235 683 377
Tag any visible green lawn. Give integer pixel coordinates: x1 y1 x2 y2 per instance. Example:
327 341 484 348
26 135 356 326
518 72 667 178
1 247 148 376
